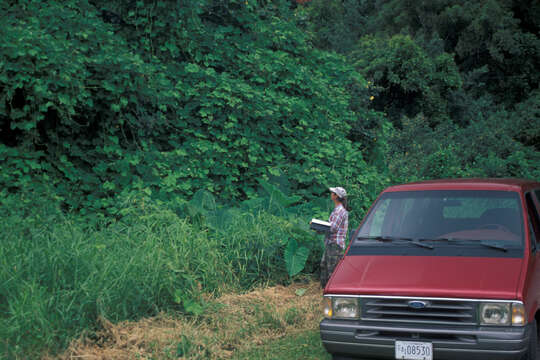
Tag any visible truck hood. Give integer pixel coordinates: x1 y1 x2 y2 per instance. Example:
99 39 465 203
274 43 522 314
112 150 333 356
326 255 523 300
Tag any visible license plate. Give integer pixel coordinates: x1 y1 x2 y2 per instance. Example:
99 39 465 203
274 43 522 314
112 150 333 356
395 341 432 360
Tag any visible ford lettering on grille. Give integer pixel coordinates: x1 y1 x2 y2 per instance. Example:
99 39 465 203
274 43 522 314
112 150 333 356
408 300 429 309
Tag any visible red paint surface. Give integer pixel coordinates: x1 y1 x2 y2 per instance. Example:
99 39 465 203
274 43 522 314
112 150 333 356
326 255 524 300
386 178 538 192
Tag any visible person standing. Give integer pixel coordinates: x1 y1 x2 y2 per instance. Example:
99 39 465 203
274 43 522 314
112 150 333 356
320 186 349 288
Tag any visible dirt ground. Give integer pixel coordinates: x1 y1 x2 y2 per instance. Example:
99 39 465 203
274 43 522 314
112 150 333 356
48 281 323 360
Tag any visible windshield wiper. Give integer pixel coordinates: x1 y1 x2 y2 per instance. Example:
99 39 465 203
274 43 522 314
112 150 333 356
356 236 394 242
357 236 508 252
479 241 508 252
419 237 509 252
356 236 433 249
418 237 455 242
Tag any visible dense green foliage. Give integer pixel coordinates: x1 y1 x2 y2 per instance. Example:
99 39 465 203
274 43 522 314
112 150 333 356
1 0 539 358
0 0 382 219
304 0 540 181
0 1 380 357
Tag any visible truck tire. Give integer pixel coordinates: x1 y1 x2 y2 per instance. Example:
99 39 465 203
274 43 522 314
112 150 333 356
522 319 538 360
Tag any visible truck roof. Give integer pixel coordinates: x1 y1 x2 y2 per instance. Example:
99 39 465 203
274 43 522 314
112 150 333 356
385 178 540 192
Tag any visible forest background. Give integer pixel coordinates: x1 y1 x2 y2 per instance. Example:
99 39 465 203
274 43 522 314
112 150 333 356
1 0 539 358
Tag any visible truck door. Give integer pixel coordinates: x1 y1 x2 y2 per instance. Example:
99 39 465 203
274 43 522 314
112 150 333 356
524 192 540 322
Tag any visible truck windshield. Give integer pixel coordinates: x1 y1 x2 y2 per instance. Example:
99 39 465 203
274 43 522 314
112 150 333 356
352 190 524 257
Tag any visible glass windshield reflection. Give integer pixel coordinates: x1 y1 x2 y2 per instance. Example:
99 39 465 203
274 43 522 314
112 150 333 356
354 190 524 247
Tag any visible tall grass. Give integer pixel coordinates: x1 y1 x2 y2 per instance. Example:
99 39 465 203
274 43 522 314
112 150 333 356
0 192 322 359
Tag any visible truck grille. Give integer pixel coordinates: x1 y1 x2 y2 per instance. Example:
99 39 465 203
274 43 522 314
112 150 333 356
362 297 477 325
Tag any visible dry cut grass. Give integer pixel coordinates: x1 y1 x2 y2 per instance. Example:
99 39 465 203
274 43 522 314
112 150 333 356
49 281 324 360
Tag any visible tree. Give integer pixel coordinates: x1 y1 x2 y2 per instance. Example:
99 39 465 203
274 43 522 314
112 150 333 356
352 34 462 126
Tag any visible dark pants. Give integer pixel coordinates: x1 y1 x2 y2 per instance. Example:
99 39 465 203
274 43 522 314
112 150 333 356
320 243 344 288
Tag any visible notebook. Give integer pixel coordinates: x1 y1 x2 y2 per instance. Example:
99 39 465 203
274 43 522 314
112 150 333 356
310 218 331 232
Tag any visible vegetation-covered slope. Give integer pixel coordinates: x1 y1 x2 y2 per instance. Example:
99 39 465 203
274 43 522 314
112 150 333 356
1 0 539 358
306 0 540 181
0 0 381 218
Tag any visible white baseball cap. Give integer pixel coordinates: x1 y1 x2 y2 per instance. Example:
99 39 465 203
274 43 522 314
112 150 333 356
329 187 347 198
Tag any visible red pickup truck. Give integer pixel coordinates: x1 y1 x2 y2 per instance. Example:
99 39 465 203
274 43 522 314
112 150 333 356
321 178 540 360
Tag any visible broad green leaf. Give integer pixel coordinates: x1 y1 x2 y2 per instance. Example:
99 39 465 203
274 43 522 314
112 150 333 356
285 238 310 277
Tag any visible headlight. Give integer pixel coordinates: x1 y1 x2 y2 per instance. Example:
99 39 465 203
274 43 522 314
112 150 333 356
480 303 510 325
479 302 525 326
323 297 359 319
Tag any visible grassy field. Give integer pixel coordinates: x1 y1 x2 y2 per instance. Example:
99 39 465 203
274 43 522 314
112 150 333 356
234 330 330 360
49 281 330 359
0 193 325 359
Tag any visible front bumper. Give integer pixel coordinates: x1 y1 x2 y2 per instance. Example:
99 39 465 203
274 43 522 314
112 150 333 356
320 319 532 360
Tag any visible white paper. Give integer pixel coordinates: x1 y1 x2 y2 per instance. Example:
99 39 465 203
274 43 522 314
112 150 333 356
311 218 331 226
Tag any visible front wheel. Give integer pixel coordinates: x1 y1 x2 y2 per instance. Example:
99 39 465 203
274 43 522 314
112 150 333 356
522 319 538 360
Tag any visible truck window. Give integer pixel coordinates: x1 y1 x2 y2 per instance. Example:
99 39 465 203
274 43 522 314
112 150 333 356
356 190 523 242
534 190 540 215
526 193 540 247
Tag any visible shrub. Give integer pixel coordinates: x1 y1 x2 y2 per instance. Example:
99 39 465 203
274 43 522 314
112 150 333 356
0 188 326 358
